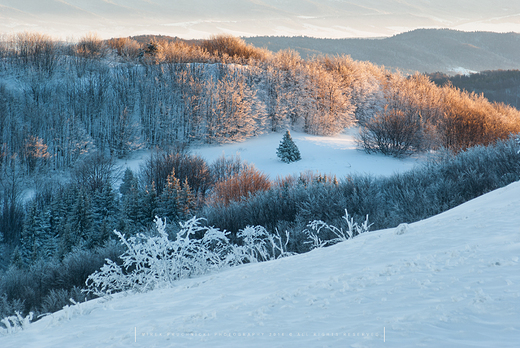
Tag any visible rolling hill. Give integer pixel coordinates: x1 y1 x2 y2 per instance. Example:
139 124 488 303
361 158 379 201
245 29 520 74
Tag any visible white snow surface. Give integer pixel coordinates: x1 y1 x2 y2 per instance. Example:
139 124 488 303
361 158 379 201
3 179 519 347
192 130 422 179
116 130 423 185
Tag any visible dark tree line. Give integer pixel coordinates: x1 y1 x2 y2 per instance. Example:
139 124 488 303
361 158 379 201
428 70 520 109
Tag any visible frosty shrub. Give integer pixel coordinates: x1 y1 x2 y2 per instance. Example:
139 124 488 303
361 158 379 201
40 287 86 315
0 295 24 326
277 130 301 163
359 107 424 157
86 217 293 296
237 225 294 262
209 166 271 206
305 209 372 249
209 154 249 183
0 311 33 334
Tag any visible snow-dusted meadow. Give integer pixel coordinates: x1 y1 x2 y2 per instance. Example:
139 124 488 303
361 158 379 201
120 129 423 180
193 130 422 178
2 133 519 347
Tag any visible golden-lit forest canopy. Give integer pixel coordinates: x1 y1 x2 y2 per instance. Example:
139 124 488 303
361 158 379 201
1 32 520 173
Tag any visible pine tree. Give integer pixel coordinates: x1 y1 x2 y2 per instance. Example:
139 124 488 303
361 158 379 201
119 168 137 197
158 169 181 223
121 183 141 233
70 188 92 246
276 130 301 163
179 178 195 218
89 182 119 247
35 208 57 260
10 245 24 269
20 200 38 263
139 182 158 227
20 202 56 263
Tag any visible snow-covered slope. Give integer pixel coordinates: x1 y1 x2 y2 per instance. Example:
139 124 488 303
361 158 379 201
3 179 519 347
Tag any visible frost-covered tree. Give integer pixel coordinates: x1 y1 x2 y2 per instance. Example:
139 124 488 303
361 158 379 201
179 178 196 218
119 168 137 197
277 130 301 163
139 182 159 227
121 183 142 232
88 182 119 247
158 169 181 222
19 201 56 264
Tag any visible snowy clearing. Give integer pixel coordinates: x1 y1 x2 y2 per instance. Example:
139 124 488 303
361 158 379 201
116 130 423 189
193 129 422 179
3 179 519 347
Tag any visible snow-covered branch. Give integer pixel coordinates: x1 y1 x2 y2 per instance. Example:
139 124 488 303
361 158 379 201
85 216 294 296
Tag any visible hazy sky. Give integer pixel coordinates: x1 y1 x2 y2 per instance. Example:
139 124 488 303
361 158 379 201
1 0 519 39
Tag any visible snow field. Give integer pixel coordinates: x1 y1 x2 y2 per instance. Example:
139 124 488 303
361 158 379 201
2 179 519 347
115 130 422 193
191 129 422 179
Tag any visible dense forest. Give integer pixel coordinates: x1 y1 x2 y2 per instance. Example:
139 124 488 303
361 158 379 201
428 70 520 110
1 32 520 321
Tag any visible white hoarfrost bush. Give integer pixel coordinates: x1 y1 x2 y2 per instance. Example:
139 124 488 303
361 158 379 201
238 226 295 262
305 209 372 249
0 311 33 335
86 210 368 297
86 217 293 296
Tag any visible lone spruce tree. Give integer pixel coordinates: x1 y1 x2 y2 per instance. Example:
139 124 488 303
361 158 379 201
277 130 301 163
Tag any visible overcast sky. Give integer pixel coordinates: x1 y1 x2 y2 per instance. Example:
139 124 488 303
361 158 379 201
1 0 519 39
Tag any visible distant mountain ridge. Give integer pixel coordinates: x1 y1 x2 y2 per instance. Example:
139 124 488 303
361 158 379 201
2 1 520 40
244 29 520 74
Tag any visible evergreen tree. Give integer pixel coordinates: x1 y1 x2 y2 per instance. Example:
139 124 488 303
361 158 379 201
0 229 4 265
119 168 137 197
179 178 196 218
276 130 301 163
70 189 92 245
49 189 66 237
34 208 56 260
55 185 78 258
158 169 181 223
89 182 119 247
139 182 158 227
20 200 38 263
20 202 56 263
121 182 141 233
10 245 24 269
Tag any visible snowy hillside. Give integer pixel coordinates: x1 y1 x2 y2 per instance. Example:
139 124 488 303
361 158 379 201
3 179 519 347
